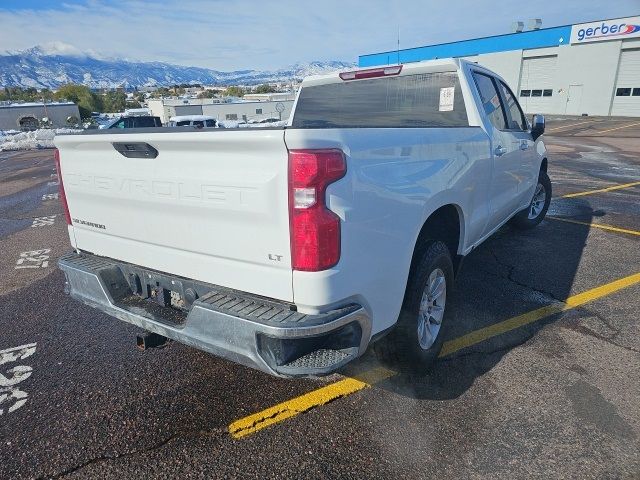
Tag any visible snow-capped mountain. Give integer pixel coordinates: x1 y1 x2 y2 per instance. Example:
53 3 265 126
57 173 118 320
0 45 356 89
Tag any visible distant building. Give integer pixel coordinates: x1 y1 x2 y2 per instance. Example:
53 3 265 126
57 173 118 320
360 15 640 117
0 101 81 130
243 92 296 102
147 97 294 124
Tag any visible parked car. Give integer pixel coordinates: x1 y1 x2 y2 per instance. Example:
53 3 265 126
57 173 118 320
100 115 162 129
168 115 217 128
54 58 549 377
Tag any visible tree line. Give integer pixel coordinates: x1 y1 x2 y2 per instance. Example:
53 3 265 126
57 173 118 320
1 82 281 119
1 85 141 119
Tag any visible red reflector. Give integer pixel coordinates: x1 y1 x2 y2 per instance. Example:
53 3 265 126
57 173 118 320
54 148 72 225
339 65 403 81
288 149 346 271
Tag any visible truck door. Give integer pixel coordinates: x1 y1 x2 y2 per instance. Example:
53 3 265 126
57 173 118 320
471 71 522 233
496 80 537 207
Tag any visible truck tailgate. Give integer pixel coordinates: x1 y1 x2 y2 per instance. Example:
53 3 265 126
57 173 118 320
54 129 293 302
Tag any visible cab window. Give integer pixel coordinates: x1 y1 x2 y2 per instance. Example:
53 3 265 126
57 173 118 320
498 81 527 131
472 72 506 130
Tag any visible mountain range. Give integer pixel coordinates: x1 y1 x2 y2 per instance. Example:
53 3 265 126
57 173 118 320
0 45 356 89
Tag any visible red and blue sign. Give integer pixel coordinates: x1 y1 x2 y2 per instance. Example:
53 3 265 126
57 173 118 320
571 17 640 44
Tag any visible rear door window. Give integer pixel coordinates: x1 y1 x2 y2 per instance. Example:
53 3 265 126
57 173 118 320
134 117 160 128
292 72 468 128
472 72 506 130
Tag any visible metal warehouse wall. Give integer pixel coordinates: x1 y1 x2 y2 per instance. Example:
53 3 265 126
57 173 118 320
360 30 640 117
0 103 80 130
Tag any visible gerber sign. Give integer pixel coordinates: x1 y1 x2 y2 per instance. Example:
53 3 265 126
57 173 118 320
571 16 640 44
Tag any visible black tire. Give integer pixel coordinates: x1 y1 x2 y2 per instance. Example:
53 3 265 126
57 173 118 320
510 170 552 230
373 240 454 373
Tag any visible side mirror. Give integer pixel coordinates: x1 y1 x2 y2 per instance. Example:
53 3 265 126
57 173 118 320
531 114 545 140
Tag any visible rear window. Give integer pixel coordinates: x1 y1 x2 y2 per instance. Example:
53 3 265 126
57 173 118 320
135 117 160 127
292 72 468 128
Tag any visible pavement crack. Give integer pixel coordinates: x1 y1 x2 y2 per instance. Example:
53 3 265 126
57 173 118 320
43 427 226 479
482 247 563 302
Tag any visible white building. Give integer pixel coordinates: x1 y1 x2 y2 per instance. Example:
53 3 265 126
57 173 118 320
243 92 296 102
147 97 294 124
0 101 80 130
360 15 640 117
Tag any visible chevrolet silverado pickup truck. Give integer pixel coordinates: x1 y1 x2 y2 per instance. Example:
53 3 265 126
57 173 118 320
54 59 550 376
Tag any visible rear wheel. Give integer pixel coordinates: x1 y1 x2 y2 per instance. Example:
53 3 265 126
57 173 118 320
373 240 454 373
511 170 552 229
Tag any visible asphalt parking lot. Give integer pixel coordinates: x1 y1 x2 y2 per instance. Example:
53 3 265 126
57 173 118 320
1 117 639 479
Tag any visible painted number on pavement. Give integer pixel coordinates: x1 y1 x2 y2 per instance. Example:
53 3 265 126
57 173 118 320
15 249 51 269
0 343 37 416
31 216 56 228
42 193 59 200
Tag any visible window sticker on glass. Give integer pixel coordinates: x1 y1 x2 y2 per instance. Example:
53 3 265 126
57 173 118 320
439 87 455 111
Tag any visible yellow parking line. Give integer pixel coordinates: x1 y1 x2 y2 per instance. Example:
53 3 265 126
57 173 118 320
546 120 595 132
228 366 395 439
230 271 640 439
439 271 640 357
594 121 640 135
560 181 640 198
547 216 640 237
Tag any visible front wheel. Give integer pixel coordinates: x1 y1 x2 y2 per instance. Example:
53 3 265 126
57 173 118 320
373 240 454 373
511 170 552 230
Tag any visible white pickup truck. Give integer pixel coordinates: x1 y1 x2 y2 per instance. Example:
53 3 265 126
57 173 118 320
54 59 550 376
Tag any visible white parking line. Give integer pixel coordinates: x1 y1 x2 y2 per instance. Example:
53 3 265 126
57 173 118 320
31 216 56 228
15 249 51 269
0 343 37 416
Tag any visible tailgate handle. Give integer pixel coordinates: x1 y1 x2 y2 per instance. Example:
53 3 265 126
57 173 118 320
112 142 158 159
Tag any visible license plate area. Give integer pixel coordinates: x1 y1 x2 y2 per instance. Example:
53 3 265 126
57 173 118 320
136 272 187 310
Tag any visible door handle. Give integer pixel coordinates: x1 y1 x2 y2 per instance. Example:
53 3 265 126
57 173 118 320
495 146 507 156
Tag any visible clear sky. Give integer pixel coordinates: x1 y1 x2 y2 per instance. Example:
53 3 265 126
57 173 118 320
0 0 638 70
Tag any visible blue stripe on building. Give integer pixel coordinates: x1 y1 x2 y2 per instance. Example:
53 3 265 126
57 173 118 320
358 25 573 67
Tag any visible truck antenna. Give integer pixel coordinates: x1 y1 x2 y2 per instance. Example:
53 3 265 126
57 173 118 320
397 26 400 65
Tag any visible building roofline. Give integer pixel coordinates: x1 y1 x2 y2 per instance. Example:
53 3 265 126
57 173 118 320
359 14 638 59
0 101 76 109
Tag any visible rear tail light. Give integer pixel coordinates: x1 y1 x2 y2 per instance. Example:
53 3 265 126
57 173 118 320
288 149 346 271
339 65 402 81
54 148 72 225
